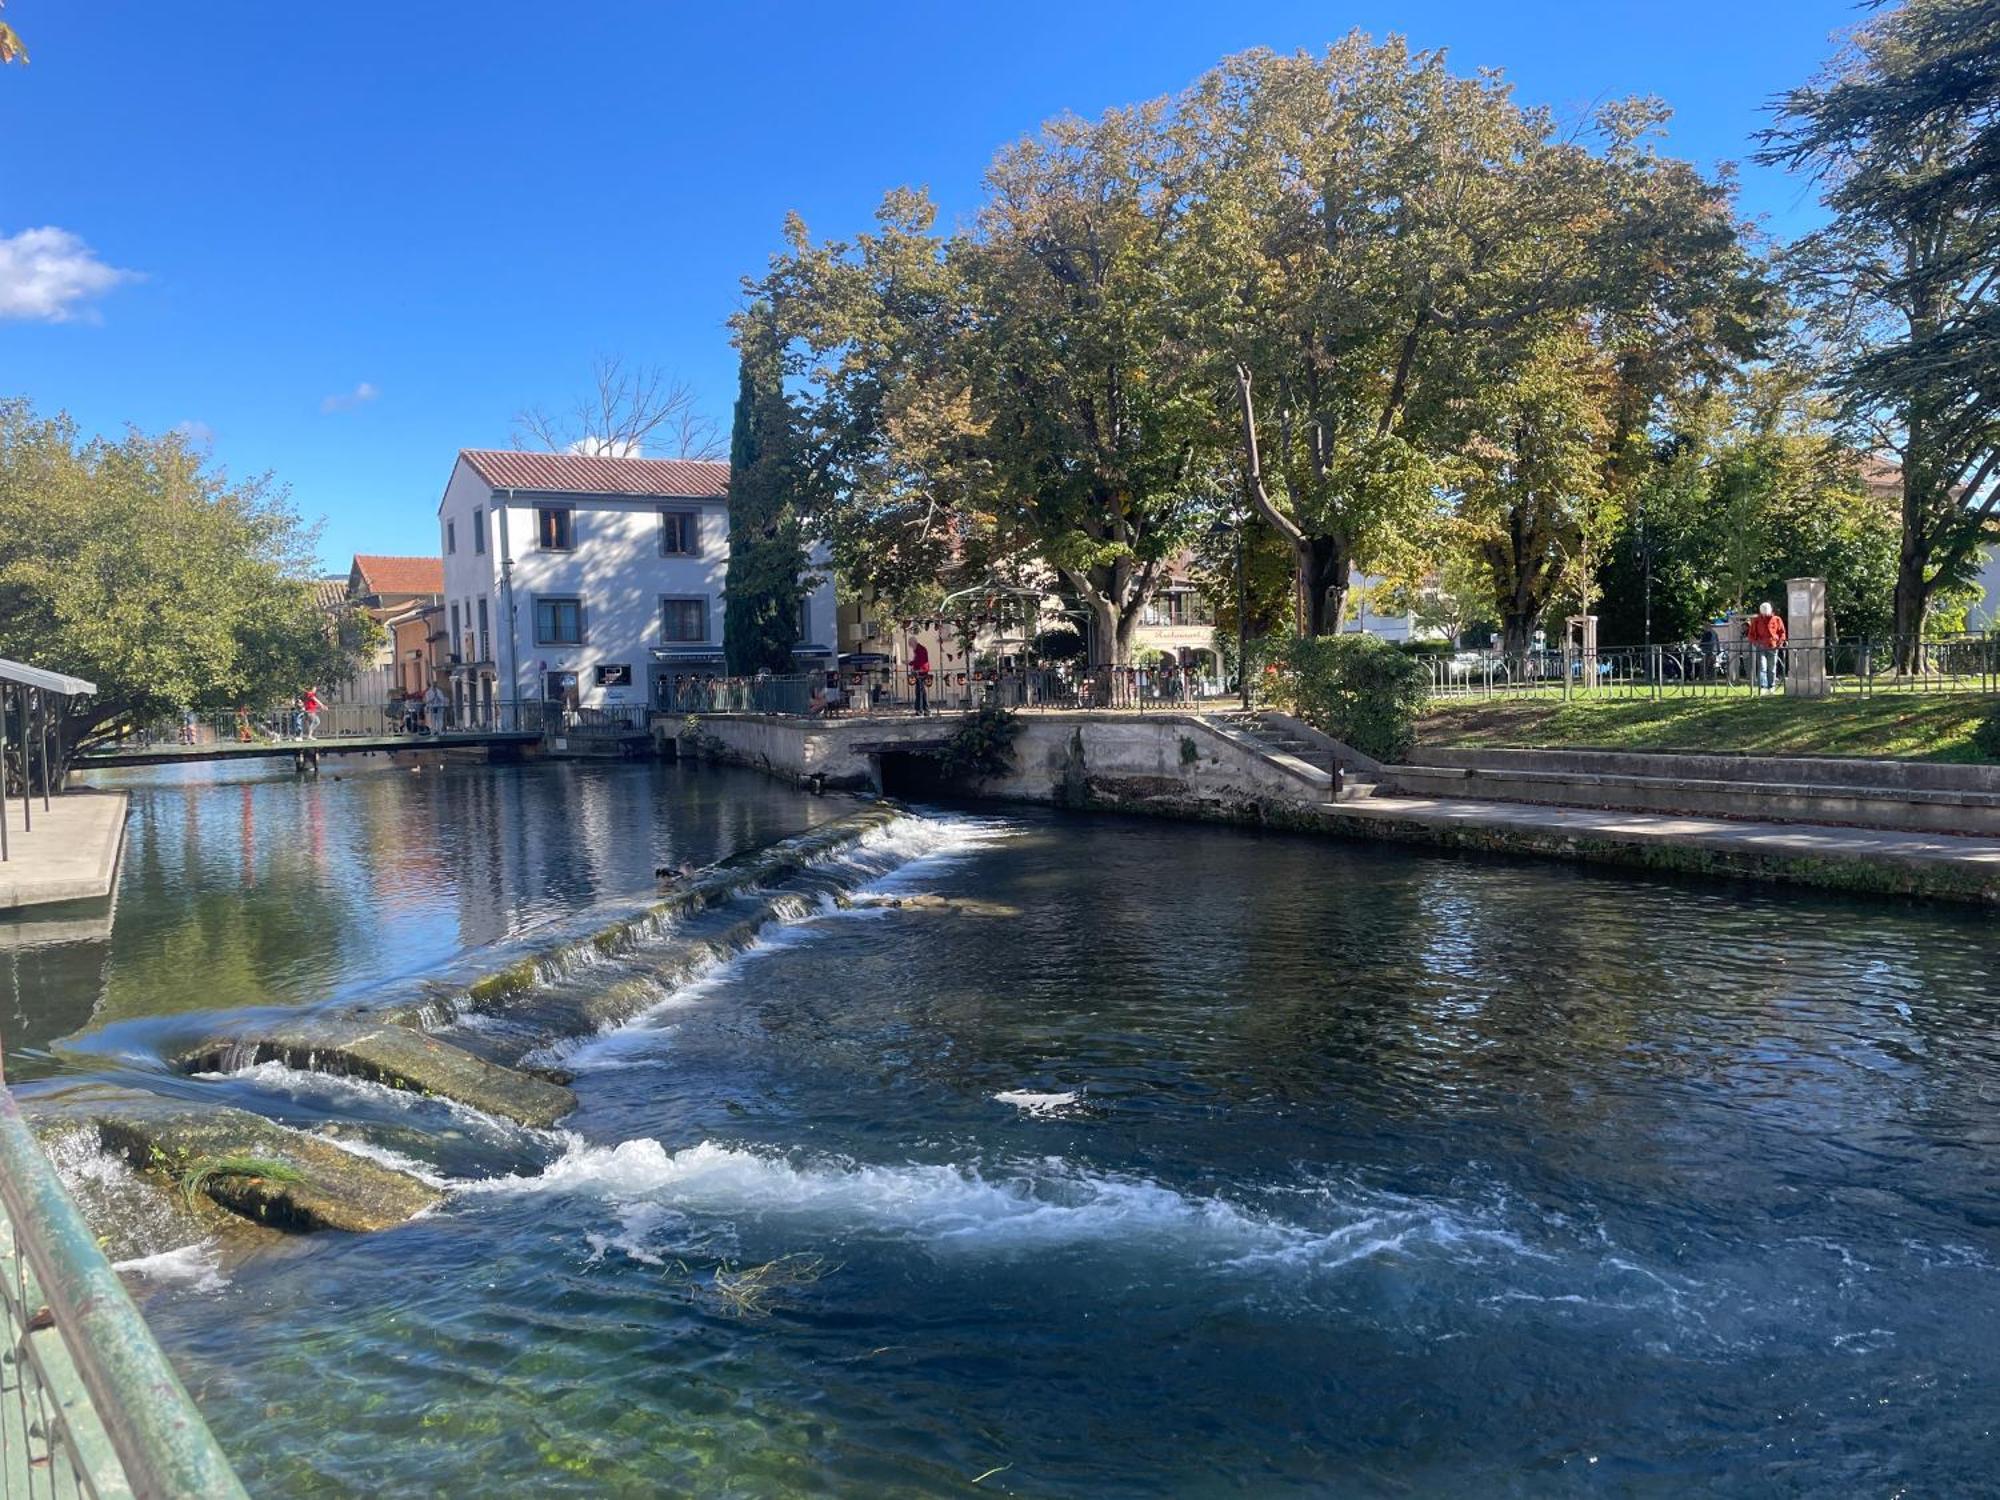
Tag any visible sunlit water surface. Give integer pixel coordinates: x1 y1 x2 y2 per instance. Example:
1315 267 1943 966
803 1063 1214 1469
5 757 1997 1496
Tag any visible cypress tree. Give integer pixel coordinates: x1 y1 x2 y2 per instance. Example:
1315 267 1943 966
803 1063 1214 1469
723 310 812 675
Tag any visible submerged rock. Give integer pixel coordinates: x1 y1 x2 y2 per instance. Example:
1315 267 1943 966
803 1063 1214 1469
29 1086 442 1234
173 1018 576 1129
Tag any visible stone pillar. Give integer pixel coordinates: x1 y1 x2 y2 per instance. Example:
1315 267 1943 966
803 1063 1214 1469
1785 576 1828 697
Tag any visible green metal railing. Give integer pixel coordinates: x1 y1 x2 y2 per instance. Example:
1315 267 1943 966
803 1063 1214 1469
0 1080 246 1499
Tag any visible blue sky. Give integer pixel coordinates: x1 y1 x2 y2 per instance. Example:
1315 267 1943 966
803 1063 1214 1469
2 0 1852 570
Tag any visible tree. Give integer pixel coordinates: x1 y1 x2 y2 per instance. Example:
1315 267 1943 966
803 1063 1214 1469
722 309 815 674
1763 0 2000 650
756 108 1226 665
511 354 724 460
0 1 24 67
1187 39 1545 636
0 401 371 772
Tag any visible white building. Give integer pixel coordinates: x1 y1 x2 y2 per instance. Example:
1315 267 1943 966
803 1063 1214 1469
437 449 837 720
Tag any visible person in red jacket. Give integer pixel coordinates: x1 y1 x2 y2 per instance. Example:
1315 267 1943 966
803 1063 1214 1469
301 685 323 739
1746 603 1787 691
909 642 932 716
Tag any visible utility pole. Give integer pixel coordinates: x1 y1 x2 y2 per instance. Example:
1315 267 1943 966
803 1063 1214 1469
1236 510 1250 710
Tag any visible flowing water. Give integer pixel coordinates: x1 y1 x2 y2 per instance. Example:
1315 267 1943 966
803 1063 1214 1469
5 756 1998 1495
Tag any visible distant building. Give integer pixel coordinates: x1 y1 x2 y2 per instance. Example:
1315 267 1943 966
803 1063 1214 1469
437 449 836 719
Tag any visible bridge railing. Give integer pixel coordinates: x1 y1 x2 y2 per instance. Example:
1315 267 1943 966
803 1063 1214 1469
661 667 1232 718
0 1076 247 1497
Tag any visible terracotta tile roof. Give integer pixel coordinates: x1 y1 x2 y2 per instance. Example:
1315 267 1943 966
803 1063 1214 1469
351 554 445 597
309 576 350 611
459 448 730 499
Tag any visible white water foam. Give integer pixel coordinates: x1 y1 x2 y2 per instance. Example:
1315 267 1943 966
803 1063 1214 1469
313 1130 451 1188
562 814 1018 1072
459 1135 1528 1276
114 1240 227 1293
199 1060 540 1142
995 1090 1083 1116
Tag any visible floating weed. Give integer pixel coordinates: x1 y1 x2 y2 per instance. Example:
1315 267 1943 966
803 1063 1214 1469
175 1155 304 1210
706 1254 838 1318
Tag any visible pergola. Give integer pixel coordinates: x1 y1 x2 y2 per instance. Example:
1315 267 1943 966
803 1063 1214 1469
0 659 97 863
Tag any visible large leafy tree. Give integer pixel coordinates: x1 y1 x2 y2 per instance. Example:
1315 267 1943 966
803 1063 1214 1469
756 108 1226 664
1187 39 1548 635
1762 0 2000 650
0 402 366 769
722 308 815 674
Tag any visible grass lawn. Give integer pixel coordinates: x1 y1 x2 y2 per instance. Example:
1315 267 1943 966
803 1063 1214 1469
1419 692 2000 763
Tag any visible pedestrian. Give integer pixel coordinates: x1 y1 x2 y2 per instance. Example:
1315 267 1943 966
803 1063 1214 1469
235 705 253 743
425 682 447 735
911 642 931 716
302 685 322 739
1746 602 1787 691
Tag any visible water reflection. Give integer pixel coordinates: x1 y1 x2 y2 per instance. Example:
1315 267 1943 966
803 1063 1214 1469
0 758 835 1075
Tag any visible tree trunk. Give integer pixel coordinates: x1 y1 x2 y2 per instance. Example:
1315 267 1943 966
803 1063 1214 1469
1891 485 1929 671
1297 534 1350 637
1501 611 1540 658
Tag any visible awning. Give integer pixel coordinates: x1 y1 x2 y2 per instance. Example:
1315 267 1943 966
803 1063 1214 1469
0 659 97 696
650 647 725 663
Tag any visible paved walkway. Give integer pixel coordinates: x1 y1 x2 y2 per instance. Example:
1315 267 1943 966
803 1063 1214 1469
1326 792 2000 899
0 793 128 909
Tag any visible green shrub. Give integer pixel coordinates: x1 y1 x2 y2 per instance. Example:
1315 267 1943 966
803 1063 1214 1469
1271 635 1430 762
1973 702 2000 763
930 706 1019 782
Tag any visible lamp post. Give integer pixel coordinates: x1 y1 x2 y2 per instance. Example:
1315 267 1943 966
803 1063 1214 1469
1235 509 1250 710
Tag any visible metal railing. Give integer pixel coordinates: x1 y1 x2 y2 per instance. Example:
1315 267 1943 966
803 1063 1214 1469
0 1076 247 1498
94 700 584 752
662 666 1233 719
1426 634 2000 700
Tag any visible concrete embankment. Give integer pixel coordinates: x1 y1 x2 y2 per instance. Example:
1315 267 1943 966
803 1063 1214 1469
681 714 2000 906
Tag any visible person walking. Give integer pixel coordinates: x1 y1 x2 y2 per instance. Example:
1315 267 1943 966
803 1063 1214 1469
301 685 322 739
1747 602 1787 692
911 642 931 716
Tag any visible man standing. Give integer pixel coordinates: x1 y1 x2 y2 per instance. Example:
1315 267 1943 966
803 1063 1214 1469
425 682 447 736
301 685 322 739
1746 603 1787 692
911 642 931 716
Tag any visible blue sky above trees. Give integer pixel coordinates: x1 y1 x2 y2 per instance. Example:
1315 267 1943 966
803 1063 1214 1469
1 0 1850 567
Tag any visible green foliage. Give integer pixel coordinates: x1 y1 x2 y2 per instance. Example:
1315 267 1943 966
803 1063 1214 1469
928 706 1019 783
1271 635 1429 762
1762 0 2000 640
174 1154 304 1211
724 312 816 675
0 401 367 763
1972 703 2000 763
1030 627 1085 662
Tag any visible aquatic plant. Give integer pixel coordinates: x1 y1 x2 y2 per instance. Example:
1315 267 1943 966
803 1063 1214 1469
707 1254 837 1318
174 1154 305 1211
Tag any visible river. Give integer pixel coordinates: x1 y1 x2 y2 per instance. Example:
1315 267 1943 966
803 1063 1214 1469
5 755 1997 1495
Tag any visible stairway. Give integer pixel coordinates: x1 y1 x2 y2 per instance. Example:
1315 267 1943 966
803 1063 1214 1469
1208 711 1380 803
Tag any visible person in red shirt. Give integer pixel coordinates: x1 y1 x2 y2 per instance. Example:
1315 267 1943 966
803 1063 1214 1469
301 685 322 739
910 643 931 716
1746 603 1787 691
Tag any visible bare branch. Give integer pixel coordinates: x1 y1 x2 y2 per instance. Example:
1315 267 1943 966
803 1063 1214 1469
1233 364 1306 546
511 354 724 459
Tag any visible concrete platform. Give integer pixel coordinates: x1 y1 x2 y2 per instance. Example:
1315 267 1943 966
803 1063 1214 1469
1321 793 2000 905
0 792 129 909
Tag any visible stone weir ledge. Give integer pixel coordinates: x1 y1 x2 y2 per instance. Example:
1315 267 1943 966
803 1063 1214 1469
30 803 909 1246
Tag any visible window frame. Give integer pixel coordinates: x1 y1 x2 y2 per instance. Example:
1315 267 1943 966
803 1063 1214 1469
472 507 486 554
536 504 576 552
659 507 700 557
533 594 586 647
660 595 708 644
445 519 457 555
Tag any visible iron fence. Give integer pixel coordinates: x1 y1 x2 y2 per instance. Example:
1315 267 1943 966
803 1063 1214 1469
665 665 1232 719
0 1077 247 1498
1425 634 2000 701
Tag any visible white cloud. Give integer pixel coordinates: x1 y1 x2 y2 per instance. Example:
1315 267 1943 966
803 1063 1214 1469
566 435 642 458
0 226 138 322
320 381 379 414
172 420 215 447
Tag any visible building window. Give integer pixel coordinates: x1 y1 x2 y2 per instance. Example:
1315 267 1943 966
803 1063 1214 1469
449 602 462 658
660 508 699 556
446 519 457 555
661 597 707 643
535 596 584 646
473 508 486 554
476 597 489 663
796 596 813 642
536 506 574 551
1143 591 1213 628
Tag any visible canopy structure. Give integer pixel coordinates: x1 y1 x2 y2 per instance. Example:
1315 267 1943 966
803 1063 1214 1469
0 658 97 862
0 659 96 697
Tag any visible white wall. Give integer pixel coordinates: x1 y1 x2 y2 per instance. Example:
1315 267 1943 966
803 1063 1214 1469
1968 550 2000 630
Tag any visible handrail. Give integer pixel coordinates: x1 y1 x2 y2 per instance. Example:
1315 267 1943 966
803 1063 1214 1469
0 1074 247 1499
